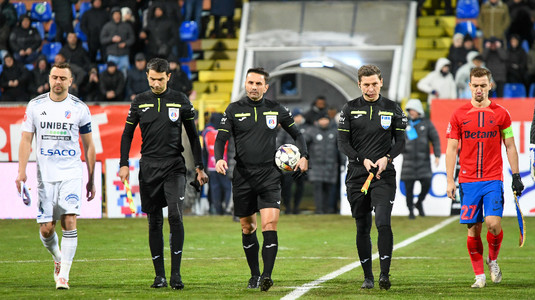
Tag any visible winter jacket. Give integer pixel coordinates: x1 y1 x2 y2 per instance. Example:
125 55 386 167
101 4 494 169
9 21 41 54
417 57 457 104
400 117 441 181
80 5 109 46
99 69 125 101
0 60 30 101
477 1 510 41
100 15 135 57
455 51 488 99
59 40 91 70
506 44 527 84
305 123 342 184
125 67 149 99
482 46 508 83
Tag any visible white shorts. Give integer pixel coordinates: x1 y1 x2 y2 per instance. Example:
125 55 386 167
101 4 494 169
36 178 82 223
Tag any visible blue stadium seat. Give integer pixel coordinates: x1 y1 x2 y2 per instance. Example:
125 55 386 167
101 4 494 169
98 63 107 73
0 64 3 74
30 2 53 22
25 63 34 71
503 83 527 98
454 21 477 39
181 64 192 80
522 40 529 53
179 43 193 63
41 42 62 63
74 22 87 42
456 0 479 19
179 21 199 42
47 21 56 41
78 1 91 19
13 2 27 18
31 21 45 40
529 83 535 97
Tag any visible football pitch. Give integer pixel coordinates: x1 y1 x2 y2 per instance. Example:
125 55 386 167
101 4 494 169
0 215 533 299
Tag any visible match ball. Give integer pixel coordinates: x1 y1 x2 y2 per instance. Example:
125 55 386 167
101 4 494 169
275 144 300 172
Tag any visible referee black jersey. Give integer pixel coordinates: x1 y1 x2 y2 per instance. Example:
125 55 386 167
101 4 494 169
214 96 307 167
120 88 203 167
338 95 407 164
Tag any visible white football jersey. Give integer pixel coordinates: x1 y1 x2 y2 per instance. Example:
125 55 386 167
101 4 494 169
21 93 92 182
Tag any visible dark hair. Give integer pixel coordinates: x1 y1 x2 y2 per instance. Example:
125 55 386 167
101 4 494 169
470 67 492 82
246 67 269 83
51 62 73 77
357 65 382 82
147 58 170 74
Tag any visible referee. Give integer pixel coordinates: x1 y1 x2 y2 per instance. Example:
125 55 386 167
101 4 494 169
214 67 308 291
119 58 208 290
338 65 407 290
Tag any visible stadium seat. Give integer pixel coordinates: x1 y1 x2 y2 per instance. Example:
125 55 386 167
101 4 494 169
454 21 477 39
503 83 527 98
30 2 53 22
47 21 57 42
78 1 91 19
181 64 192 80
0 64 3 74
179 43 193 63
25 64 34 71
529 83 535 97
179 21 199 42
41 42 62 63
74 22 87 42
13 2 26 18
522 40 529 53
98 63 107 73
31 21 45 40
456 0 479 19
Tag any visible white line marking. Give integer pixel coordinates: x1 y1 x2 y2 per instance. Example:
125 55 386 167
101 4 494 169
281 216 459 300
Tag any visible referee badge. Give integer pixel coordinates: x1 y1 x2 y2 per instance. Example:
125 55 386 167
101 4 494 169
169 108 179 122
266 115 277 129
380 115 391 129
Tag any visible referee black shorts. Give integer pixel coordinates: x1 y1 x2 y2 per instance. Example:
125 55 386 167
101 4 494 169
345 164 396 219
139 156 186 214
232 165 281 217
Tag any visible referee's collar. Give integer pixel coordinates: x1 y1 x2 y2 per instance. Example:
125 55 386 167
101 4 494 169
245 96 264 106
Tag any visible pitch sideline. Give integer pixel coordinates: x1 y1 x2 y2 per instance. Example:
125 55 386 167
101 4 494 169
281 216 459 300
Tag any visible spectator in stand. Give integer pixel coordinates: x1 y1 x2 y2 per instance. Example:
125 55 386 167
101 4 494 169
59 32 91 70
462 35 477 54
0 14 10 63
54 53 86 97
277 109 307 214
0 52 30 101
507 0 534 50
210 0 236 38
29 55 51 99
80 64 103 101
9 15 41 65
527 41 535 86
139 3 178 60
168 54 193 96
121 6 142 64
0 0 17 28
184 0 203 34
99 61 125 101
125 53 149 101
482 37 508 97
100 6 135 76
304 96 327 125
455 51 487 99
80 0 109 63
448 33 467 76
506 34 528 86
417 57 457 105
305 115 342 214
51 0 78 44
477 0 510 44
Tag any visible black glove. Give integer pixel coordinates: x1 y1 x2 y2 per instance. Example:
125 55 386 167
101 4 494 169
189 180 201 192
292 167 307 180
512 173 524 196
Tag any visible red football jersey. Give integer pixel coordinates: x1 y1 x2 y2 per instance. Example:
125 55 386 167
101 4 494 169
446 102 512 183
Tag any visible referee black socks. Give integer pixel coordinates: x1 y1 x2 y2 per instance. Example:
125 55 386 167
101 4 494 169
242 230 260 276
377 225 393 275
261 230 278 278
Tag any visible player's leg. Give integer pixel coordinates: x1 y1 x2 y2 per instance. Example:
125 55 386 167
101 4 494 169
483 180 504 283
403 180 415 219
467 223 486 287
240 213 261 288
38 181 62 283
259 207 279 291
147 209 167 288
165 174 186 290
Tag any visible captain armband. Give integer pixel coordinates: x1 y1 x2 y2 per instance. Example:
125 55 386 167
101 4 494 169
501 126 514 139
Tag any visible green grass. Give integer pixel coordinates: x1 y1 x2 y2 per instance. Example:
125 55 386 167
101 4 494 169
0 215 533 299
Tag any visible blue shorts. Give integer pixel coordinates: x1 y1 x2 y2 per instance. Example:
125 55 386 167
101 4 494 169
458 180 504 224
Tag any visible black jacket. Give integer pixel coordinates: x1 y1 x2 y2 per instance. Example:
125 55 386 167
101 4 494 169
0 61 30 101
400 118 441 180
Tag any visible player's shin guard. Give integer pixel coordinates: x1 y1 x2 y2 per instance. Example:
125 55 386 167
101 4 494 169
467 236 485 275
40 231 61 262
242 230 260 276
487 230 503 261
261 231 278 278
169 221 184 278
148 212 165 277
58 229 77 281
377 225 393 275
356 215 373 279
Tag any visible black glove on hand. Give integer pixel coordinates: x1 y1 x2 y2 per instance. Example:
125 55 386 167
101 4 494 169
189 180 201 192
512 173 524 196
292 167 307 180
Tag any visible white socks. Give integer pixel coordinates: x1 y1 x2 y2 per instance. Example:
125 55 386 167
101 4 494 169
58 229 78 281
40 231 61 262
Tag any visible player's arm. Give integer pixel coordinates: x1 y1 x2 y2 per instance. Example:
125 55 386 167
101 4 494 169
337 105 363 162
503 128 524 196
280 106 308 172
81 131 96 201
445 138 459 201
119 100 140 182
215 110 232 175
15 131 34 193
183 110 208 186
530 104 535 181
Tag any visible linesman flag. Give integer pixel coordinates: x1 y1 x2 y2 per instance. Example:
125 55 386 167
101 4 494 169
124 180 136 214
514 192 525 247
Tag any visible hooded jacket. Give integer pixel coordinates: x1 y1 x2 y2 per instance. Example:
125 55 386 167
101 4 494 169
99 7 135 57
417 57 457 104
